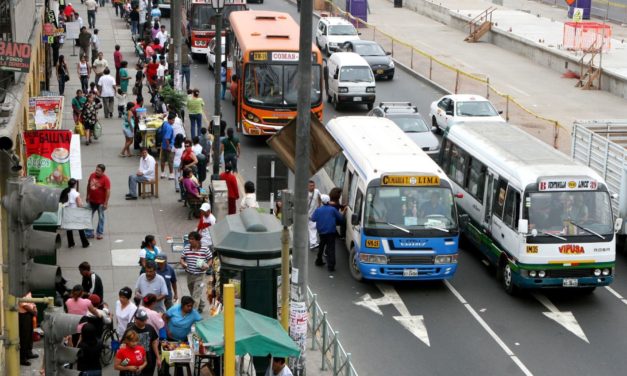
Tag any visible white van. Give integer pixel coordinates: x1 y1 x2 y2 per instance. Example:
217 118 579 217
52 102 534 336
325 52 376 111
315 16 360 56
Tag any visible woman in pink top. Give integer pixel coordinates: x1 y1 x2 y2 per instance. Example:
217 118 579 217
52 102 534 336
141 294 165 334
66 285 101 317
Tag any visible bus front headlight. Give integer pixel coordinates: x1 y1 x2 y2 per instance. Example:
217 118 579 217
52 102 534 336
359 254 387 264
338 87 348 93
602 268 611 276
434 255 458 264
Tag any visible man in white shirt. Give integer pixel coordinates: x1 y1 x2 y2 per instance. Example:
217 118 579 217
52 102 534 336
156 25 169 47
92 51 109 85
85 0 98 29
126 148 156 200
98 68 117 118
156 58 167 83
90 29 100 65
307 180 321 249
265 357 293 376
172 115 185 139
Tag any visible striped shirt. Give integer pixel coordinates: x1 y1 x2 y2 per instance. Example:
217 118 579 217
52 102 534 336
181 244 211 275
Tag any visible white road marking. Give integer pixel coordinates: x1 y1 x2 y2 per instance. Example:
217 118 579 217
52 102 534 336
604 286 627 306
532 293 589 343
445 281 534 376
354 284 430 346
111 249 142 266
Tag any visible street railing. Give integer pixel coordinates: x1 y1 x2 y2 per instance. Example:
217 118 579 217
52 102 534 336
307 288 359 376
321 0 569 150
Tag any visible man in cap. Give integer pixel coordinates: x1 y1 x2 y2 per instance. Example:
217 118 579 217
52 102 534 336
197 202 216 248
311 194 345 272
155 254 178 309
124 309 160 374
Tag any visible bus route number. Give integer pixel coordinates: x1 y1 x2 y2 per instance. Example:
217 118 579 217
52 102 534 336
253 51 268 61
365 239 380 248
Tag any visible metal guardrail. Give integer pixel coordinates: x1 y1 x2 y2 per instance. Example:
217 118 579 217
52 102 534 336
307 287 358 376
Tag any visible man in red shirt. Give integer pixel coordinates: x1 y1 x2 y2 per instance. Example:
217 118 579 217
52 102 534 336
85 164 111 240
114 44 123 85
219 164 240 215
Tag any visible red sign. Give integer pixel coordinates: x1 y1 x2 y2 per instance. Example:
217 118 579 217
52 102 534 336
558 244 585 255
0 41 31 73
24 130 73 187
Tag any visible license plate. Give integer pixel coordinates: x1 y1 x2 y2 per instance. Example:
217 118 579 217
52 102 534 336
376 69 384 74
563 278 578 287
403 269 418 277
353 97 362 102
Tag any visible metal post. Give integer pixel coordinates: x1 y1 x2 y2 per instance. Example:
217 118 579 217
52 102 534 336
486 77 490 99
410 48 414 69
346 353 352 376
293 0 314 372
454 70 460 93
505 95 510 121
280 226 290 331
320 312 328 371
213 9 223 180
429 57 433 79
172 0 182 91
270 160 276 215
311 294 318 350
224 284 235 376
333 331 339 375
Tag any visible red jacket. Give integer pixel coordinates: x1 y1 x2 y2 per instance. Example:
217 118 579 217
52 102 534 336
219 172 239 200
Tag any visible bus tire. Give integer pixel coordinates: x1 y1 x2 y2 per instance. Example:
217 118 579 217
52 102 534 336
579 287 596 294
349 247 363 282
367 103 373 111
333 95 340 111
500 260 518 295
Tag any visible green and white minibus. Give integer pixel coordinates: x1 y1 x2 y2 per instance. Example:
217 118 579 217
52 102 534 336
439 122 619 293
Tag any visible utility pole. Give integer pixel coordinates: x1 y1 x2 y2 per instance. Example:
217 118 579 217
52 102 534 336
172 0 182 91
212 0 224 179
292 0 314 372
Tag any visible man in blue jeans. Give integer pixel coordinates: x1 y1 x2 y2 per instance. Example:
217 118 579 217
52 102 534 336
85 164 110 240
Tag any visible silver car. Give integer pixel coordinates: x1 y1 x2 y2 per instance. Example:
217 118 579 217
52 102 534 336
369 102 440 157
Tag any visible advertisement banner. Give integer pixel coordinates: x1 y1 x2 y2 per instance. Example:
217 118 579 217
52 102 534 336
24 130 73 188
28 96 64 130
0 41 31 73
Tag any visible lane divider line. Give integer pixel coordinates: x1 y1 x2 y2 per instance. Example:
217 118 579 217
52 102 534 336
444 280 534 376
605 286 627 306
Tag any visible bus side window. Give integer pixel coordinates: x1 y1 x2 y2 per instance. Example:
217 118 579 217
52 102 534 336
440 139 452 171
466 157 486 203
354 189 364 223
343 171 353 207
502 186 521 228
493 178 508 220
450 145 469 186
348 173 359 209
333 154 347 190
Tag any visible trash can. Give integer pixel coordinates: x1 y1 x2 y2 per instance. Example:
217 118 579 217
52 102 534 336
394 0 402 8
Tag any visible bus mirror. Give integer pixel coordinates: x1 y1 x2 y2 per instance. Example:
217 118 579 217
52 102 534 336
459 214 469 227
615 218 623 232
517 219 529 234
333 73 338 80
455 193 463 199
531 229 538 237
351 213 359 226
611 192 619 200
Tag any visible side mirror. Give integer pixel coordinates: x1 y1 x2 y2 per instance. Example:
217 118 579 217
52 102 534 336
333 73 338 80
498 110 504 115
615 217 623 233
517 219 529 234
431 126 438 132
386 51 392 56
445 110 453 116
611 192 619 200
455 193 464 199
531 229 538 237
358 32 362 35
351 213 359 226
458 214 470 227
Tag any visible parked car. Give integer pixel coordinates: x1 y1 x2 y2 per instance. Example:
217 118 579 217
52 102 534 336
342 40 394 80
316 17 360 56
369 102 439 156
429 94 505 132
206 36 226 71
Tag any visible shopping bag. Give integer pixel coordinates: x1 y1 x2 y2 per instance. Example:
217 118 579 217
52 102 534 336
75 121 85 136
94 121 102 139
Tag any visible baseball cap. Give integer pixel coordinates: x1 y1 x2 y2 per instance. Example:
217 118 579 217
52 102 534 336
155 254 167 263
200 203 211 212
135 309 148 321
320 194 330 204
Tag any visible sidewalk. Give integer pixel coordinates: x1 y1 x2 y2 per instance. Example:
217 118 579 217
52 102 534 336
349 0 627 150
21 1 329 375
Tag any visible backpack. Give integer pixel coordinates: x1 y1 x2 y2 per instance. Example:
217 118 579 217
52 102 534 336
156 123 164 146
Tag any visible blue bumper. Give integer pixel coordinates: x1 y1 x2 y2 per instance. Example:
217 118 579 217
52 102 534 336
358 262 458 281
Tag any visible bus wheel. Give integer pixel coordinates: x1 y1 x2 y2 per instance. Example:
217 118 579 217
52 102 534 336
500 261 518 295
333 95 341 111
579 287 596 295
349 247 363 282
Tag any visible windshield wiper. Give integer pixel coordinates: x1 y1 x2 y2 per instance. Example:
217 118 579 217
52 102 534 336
539 231 567 241
424 224 449 233
369 220 410 233
567 220 605 240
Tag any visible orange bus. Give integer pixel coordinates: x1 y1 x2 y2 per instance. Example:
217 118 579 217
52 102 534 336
228 10 324 136
187 0 247 57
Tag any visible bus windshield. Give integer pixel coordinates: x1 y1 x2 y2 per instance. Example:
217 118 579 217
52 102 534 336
364 186 457 232
524 191 613 237
244 63 322 107
191 4 245 30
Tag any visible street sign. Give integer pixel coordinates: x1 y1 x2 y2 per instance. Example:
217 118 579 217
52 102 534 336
0 41 31 73
572 7 584 22
65 21 80 40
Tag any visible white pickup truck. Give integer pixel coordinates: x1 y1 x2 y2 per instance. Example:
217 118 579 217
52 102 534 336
572 120 627 246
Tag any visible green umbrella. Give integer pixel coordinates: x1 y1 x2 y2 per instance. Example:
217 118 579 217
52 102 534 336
195 307 301 357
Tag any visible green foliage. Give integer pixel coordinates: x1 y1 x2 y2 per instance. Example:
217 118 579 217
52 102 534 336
160 84 187 115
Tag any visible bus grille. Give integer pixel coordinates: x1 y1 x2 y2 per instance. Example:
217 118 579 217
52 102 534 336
545 269 593 278
263 118 291 126
388 255 434 265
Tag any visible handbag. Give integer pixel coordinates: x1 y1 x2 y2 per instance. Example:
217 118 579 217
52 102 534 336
75 121 86 136
94 122 102 139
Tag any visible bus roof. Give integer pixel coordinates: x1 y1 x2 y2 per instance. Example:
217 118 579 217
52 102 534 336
446 123 604 187
326 116 450 184
229 10 316 53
